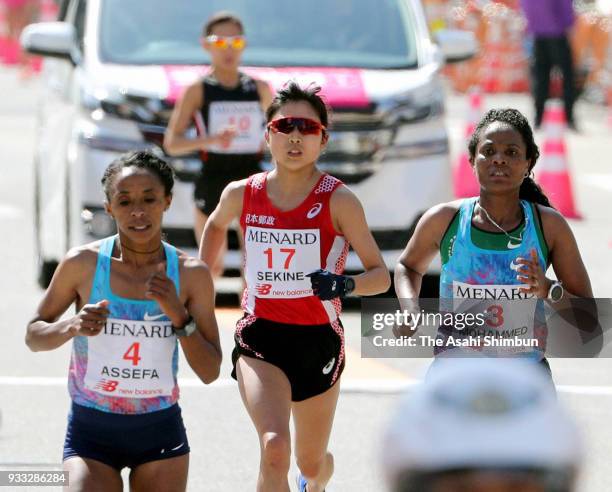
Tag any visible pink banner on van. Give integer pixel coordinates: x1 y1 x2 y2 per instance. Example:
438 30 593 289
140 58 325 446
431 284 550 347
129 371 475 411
162 65 370 108
162 65 207 103
246 67 370 109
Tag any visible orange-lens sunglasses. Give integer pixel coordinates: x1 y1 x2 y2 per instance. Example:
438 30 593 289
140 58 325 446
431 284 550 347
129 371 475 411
206 35 246 50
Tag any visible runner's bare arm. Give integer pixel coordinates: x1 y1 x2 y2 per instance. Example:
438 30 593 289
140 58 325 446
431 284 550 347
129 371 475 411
256 79 274 113
199 180 246 268
539 206 593 298
26 248 108 351
331 186 390 295
178 258 222 384
395 203 459 300
163 81 233 155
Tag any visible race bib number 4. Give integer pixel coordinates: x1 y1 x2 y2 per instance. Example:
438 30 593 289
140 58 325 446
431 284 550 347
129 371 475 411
208 101 264 153
245 226 320 298
84 318 176 398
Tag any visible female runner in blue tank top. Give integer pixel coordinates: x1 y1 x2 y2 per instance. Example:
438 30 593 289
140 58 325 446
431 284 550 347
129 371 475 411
26 151 222 492
394 109 592 373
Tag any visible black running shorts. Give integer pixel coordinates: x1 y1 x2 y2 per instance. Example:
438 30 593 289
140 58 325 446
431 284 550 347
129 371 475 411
231 316 345 402
194 154 261 216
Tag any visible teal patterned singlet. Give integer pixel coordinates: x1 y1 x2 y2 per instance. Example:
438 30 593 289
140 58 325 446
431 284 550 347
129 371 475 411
68 235 181 414
438 198 548 359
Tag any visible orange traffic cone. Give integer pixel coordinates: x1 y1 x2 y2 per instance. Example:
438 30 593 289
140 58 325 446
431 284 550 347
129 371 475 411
0 5 7 64
607 85 612 128
453 87 482 198
536 100 581 219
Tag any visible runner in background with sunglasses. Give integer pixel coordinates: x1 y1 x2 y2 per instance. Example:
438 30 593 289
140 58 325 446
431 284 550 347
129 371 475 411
200 82 390 492
164 11 273 276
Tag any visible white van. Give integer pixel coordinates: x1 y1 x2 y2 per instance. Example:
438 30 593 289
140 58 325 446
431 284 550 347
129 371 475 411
23 0 476 294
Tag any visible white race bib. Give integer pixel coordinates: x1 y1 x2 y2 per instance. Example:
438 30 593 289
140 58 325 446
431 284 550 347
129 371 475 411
245 226 320 298
208 101 264 153
450 281 539 355
84 318 176 398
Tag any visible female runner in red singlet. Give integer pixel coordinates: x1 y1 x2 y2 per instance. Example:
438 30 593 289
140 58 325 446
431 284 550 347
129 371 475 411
200 82 390 492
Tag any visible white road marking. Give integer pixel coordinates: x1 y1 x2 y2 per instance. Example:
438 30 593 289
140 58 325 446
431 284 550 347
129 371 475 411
1 376 612 395
0 204 23 219
582 173 612 192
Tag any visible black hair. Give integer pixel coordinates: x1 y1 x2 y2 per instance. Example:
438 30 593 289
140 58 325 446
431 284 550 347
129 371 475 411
265 81 330 129
468 108 553 208
101 150 175 200
203 11 244 36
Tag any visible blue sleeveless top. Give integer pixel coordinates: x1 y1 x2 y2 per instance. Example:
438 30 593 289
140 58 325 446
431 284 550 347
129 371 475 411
438 199 547 359
68 235 181 414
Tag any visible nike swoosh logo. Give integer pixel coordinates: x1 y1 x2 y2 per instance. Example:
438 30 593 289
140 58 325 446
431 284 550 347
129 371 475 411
507 241 522 249
144 312 166 321
171 443 185 451
322 358 336 375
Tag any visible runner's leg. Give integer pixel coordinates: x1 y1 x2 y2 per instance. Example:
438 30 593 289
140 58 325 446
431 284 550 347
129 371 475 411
129 454 189 492
237 355 292 492
292 381 341 492
63 457 122 492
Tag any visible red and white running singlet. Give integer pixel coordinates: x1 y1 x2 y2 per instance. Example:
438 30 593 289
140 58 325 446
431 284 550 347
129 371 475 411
240 172 349 325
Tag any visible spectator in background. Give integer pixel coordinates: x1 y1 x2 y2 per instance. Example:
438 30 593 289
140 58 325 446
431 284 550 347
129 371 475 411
520 0 578 130
382 358 582 492
572 0 612 102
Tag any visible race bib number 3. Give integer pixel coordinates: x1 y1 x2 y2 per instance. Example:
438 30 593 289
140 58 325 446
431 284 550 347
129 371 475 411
451 281 538 354
208 101 264 153
245 226 320 298
84 318 176 398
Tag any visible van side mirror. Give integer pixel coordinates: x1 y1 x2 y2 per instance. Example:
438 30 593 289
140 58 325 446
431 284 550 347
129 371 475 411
434 29 478 64
21 22 78 64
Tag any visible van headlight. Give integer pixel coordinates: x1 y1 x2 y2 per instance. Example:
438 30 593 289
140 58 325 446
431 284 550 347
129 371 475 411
77 96 155 153
329 129 394 155
81 86 166 124
382 80 445 125
81 208 116 237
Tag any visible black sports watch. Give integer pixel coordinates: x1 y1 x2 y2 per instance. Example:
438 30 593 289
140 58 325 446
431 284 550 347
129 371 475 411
344 277 356 296
173 315 197 337
547 281 564 303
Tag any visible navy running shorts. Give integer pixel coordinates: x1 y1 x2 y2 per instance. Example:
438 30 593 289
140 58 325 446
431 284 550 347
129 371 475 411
231 316 345 402
63 402 190 470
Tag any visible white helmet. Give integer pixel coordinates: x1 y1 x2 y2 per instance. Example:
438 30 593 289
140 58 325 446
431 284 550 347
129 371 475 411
382 358 581 492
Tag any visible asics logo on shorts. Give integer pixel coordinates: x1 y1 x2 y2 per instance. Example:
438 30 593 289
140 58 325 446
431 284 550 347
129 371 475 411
144 312 166 321
307 202 323 219
322 357 336 375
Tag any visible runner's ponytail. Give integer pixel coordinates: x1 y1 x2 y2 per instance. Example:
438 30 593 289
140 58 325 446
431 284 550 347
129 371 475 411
519 176 553 208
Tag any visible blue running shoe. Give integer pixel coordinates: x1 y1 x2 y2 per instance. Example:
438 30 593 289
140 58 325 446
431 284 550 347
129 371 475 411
295 472 326 492
296 472 308 492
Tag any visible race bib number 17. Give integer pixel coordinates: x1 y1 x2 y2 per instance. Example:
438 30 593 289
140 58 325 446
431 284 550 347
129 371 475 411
245 226 320 298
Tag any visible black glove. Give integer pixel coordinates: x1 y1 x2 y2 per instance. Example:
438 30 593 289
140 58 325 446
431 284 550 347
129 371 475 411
306 269 354 300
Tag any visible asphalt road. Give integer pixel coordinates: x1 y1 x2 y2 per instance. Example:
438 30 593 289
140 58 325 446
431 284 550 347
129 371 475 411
1 66 612 491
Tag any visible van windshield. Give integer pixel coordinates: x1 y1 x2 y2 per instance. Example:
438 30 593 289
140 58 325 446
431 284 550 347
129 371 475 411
99 0 417 68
